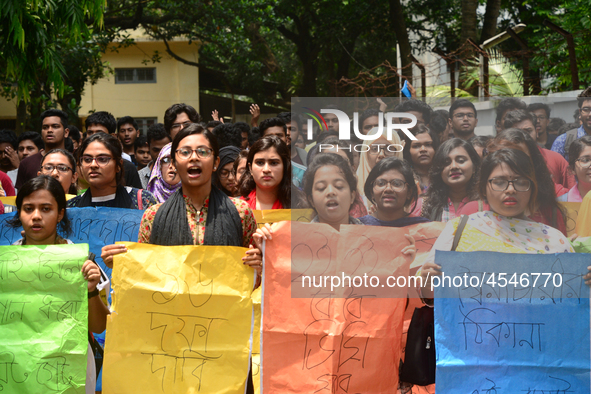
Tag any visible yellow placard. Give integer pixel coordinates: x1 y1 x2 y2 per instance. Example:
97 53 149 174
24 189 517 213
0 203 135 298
251 286 261 394
560 202 581 236
103 242 254 394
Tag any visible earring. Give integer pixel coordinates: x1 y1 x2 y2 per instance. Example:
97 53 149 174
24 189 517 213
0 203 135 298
214 167 217 170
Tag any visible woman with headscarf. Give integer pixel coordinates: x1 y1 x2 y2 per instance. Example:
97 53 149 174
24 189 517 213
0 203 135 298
213 146 242 196
147 143 182 203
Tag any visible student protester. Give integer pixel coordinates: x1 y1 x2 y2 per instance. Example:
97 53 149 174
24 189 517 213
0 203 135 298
213 146 241 196
420 148 576 299
233 122 251 150
139 123 171 189
357 109 382 136
206 120 223 132
16 109 69 189
38 149 78 195
234 150 249 184
17 131 45 161
494 97 526 134
67 133 157 209
356 127 404 208
527 103 556 149
402 124 439 193
547 117 566 137
259 117 287 144
487 129 567 234
134 135 151 171
239 136 291 209
277 112 298 147
551 87 591 159
84 111 143 189
559 136 591 202
360 157 429 227
8 175 110 393
503 110 575 193
429 110 450 142
164 103 200 140
212 123 243 149
279 112 306 166
420 138 482 222
117 116 140 163
394 99 433 127
147 143 181 203
68 125 82 151
448 99 478 141
468 135 491 158
435 109 452 141
0 129 19 192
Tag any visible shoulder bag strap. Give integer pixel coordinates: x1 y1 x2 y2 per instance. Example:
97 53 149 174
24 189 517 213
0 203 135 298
451 214 469 251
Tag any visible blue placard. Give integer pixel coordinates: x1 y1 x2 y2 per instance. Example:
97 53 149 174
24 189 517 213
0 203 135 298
434 251 591 393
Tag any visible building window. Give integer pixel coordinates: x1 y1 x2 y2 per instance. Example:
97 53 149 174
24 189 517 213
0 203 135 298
135 117 157 135
115 68 157 84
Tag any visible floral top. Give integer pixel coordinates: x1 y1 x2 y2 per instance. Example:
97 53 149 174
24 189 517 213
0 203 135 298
138 194 257 247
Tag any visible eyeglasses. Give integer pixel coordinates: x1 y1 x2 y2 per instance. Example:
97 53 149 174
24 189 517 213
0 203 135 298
575 156 591 168
373 179 407 191
581 107 591 115
218 169 232 178
368 145 397 156
453 113 476 119
161 156 173 166
80 155 113 166
532 115 548 121
171 121 192 131
175 147 213 160
41 164 72 173
488 178 531 192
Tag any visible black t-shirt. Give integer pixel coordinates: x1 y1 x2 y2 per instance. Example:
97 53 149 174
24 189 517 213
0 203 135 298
122 159 142 189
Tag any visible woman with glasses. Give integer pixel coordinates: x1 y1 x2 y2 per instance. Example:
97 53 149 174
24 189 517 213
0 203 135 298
213 146 241 196
38 148 78 195
402 124 440 193
360 157 429 227
147 143 181 203
559 136 591 202
356 127 404 208
420 138 482 221
238 136 291 209
420 148 575 298
67 133 157 209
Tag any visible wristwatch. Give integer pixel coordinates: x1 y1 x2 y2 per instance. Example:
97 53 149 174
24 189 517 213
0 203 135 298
88 288 99 299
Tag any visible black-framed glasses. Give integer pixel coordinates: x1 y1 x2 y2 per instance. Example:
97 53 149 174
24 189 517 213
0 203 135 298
488 178 531 192
218 169 232 178
41 164 72 173
175 147 213 160
581 107 591 115
80 155 113 166
575 156 591 168
373 179 407 191
171 121 192 131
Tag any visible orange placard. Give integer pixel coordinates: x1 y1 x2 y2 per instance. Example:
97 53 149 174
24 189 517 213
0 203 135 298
261 221 410 393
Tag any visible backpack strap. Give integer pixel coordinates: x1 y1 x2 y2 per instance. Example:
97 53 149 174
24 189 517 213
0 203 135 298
137 189 143 210
478 200 483 212
451 215 469 252
564 128 579 159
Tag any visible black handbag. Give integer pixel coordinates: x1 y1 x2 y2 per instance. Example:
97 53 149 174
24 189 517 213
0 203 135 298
399 214 469 386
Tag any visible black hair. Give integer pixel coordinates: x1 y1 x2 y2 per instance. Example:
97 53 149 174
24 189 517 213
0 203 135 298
117 116 138 132
134 135 148 150
42 148 77 174
17 131 45 151
302 153 357 213
429 110 448 135
488 128 564 224
469 135 491 149
422 138 481 221
0 130 17 149
85 111 117 134
171 123 219 164
315 130 339 145
67 126 81 143
449 99 477 118
212 123 242 149
8 175 72 237
479 148 538 214
277 112 302 128
40 109 69 129
558 122 579 136
233 150 249 179
547 118 566 134
357 108 382 135
238 136 291 208
259 117 287 137
364 157 418 211
308 137 353 167
64 137 74 153
249 127 261 146
164 103 200 134
402 124 440 166
394 99 433 125
503 109 536 130
206 120 223 130
78 132 124 185
146 123 169 146
527 103 551 118
233 122 251 134
495 98 526 126
577 87 591 108
568 135 591 172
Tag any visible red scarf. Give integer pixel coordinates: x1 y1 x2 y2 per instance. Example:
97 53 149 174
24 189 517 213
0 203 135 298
243 189 284 210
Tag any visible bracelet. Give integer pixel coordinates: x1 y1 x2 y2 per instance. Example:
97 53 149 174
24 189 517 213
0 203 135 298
88 288 99 299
